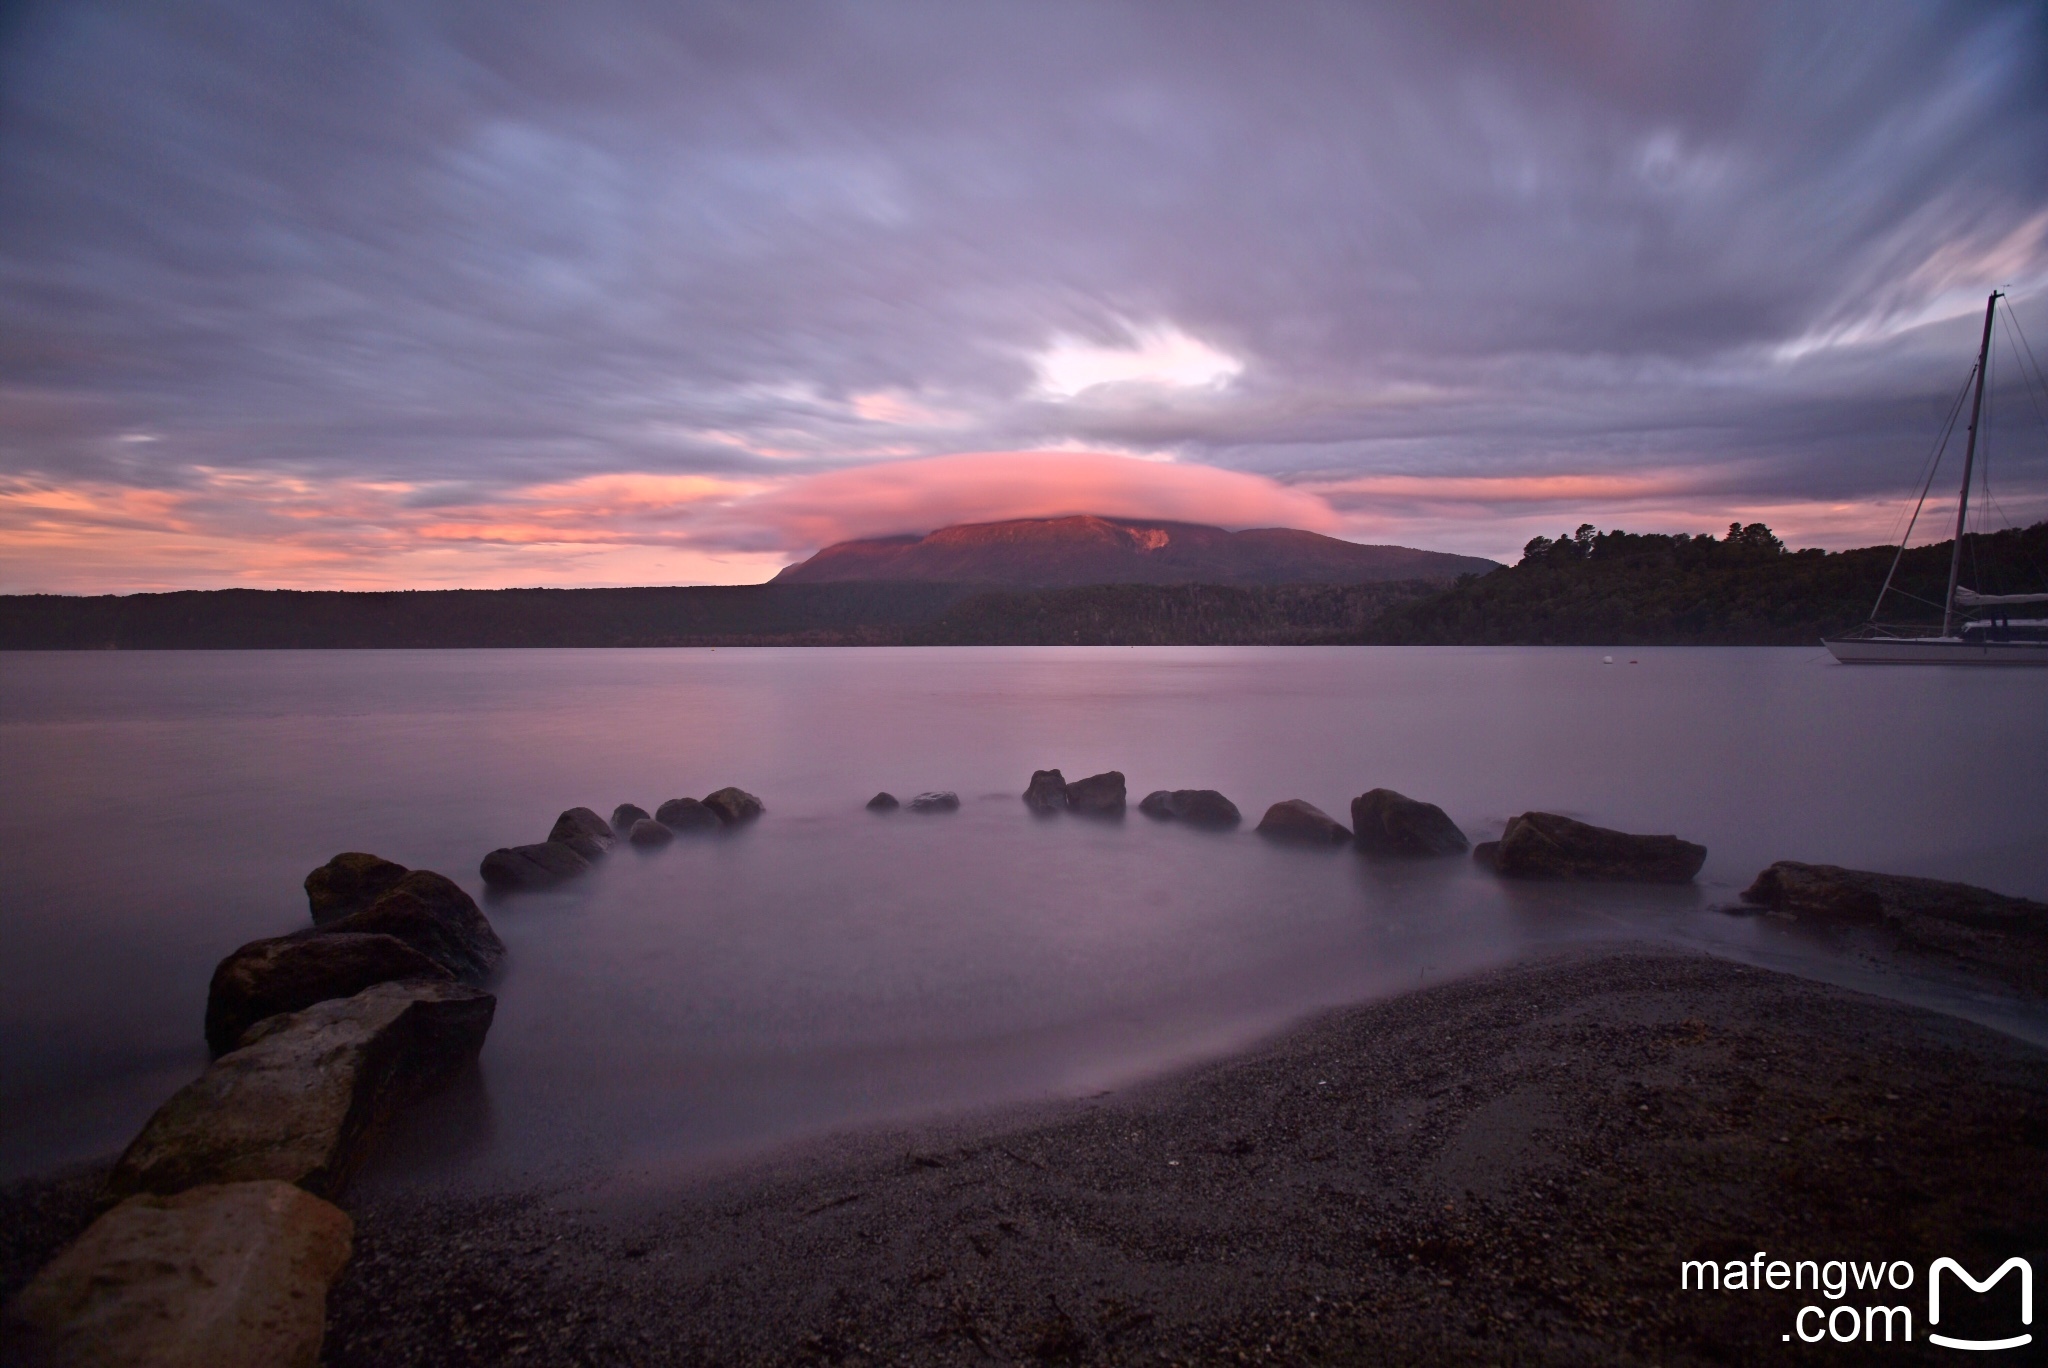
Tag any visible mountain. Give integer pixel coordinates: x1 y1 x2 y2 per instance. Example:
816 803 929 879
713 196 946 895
770 515 1497 586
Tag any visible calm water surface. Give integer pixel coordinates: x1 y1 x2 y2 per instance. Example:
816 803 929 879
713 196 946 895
2 646 2044 1186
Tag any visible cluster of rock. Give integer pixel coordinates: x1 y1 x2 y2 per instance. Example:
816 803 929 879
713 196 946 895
5 853 502 1366
1015 768 1708 885
1023 768 1129 815
867 791 961 813
480 787 764 890
1245 789 1469 856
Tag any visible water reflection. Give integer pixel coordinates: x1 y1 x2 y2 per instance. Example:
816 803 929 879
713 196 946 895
1 646 2043 1184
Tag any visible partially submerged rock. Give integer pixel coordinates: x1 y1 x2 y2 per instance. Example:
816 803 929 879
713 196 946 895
1139 789 1241 828
908 791 960 812
480 840 591 891
1474 812 1704 883
866 792 900 812
321 871 504 982
2 1180 352 1368
1255 800 1351 844
203 933 450 1057
1351 788 1468 857
106 980 495 1203
303 853 407 926
610 803 652 833
702 787 765 825
1022 769 1069 814
547 807 615 861
1064 771 1126 816
626 818 673 848
1741 861 2048 997
656 796 720 831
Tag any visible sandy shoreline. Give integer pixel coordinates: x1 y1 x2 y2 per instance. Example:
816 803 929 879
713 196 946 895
8 945 2047 1365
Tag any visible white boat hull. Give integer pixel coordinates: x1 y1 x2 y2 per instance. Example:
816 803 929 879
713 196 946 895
1825 636 2048 665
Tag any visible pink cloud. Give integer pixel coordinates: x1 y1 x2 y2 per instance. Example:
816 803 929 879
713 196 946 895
12 453 2023 593
734 450 1342 551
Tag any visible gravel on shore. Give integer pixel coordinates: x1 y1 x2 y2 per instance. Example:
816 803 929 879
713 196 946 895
8 947 2046 1365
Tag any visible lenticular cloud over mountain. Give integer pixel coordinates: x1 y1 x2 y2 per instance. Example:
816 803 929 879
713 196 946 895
734 451 1343 552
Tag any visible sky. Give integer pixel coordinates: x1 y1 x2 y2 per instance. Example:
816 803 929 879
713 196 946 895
3 0 2047 592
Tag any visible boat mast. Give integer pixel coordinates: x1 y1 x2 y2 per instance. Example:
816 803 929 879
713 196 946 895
1942 290 2002 637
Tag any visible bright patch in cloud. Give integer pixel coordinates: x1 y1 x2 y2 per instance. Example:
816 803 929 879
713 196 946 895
1033 323 1243 399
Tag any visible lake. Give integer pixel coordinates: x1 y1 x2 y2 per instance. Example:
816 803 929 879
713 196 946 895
3 645 2044 1188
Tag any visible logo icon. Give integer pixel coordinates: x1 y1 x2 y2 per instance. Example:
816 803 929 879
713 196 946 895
1929 1257 2033 1352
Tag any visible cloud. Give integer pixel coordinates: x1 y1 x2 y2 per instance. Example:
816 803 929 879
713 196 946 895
0 468 781 592
1 2 2045 590
730 450 1342 551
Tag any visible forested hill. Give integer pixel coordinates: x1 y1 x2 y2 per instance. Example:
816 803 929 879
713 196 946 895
1351 521 2048 646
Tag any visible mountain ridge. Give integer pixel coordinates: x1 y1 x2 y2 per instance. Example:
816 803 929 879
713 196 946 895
772 514 1497 586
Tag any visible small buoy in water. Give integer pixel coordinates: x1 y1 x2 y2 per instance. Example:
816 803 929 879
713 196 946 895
1602 655 1614 664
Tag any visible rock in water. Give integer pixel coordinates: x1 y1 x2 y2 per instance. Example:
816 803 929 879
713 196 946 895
1255 800 1352 843
1140 789 1241 828
1023 769 1069 813
627 818 673 848
866 792 900 812
302 853 407 926
321 871 504 982
908 791 960 812
702 787 765 824
610 803 652 834
2 1180 352 1368
203 933 451 1056
1741 862 2048 996
1350 788 1468 856
479 840 591 891
548 807 615 860
1474 812 1704 883
655 797 720 831
105 980 495 1203
1065 771 1127 816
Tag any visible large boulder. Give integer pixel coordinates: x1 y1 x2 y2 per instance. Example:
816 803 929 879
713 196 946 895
479 840 591 891
547 807 615 861
1350 788 1468 857
611 803 651 833
1139 789 1242 828
302 853 407 926
1064 771 1126 816
1741 862 2048 997
1255 800 1351 844
866 792 900 812
203 933 450 1057
702 787 765 825
908 791 960 812
320 871 504 982
2 1180 352 1368
105 980 495 1203
626 817 673 848
1474 812 1705 883
1023 769 1069 814
655 797 720 831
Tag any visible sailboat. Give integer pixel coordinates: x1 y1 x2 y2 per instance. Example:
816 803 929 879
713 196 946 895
1825 290 2048 664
